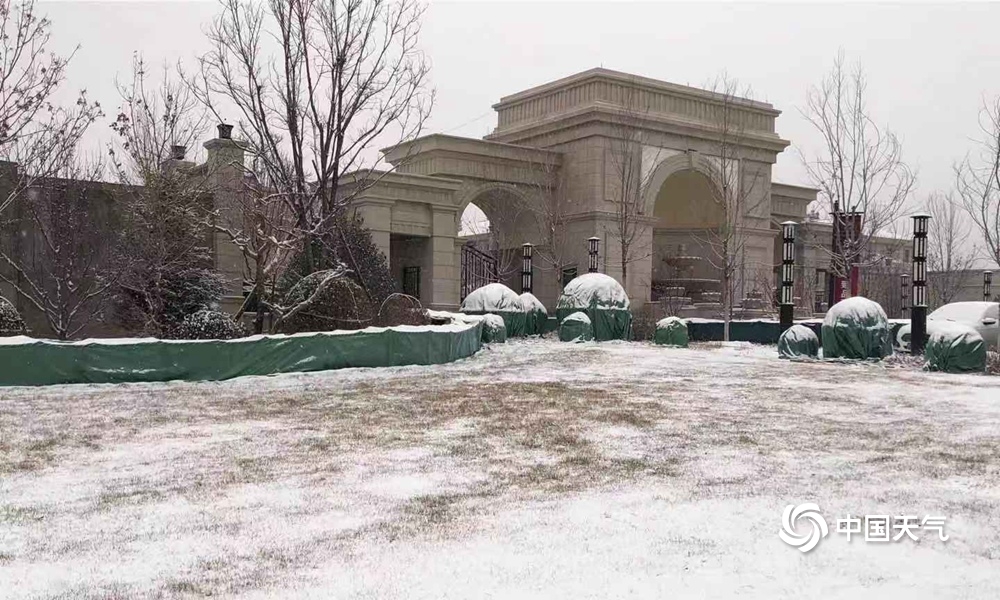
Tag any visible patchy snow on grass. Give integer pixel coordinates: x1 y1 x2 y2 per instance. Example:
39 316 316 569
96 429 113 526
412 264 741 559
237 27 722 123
2 339 1000 597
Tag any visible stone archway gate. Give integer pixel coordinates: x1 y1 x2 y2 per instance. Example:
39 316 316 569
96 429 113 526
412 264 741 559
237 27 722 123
345 134 562 311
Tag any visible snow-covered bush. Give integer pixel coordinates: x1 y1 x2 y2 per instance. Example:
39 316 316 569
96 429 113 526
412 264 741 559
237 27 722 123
654 316 688 347
278 270 374 334
168 309 246 340
559 311 593 342
481 313 507 343
821 296 893 360
925 321 986 373
519 292 548 335
556 273 631 341
0 297 26 336
461 283 526 337
778 324 819 359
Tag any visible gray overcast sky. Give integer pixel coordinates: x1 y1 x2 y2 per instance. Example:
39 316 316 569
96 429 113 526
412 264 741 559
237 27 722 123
40 1 1000 261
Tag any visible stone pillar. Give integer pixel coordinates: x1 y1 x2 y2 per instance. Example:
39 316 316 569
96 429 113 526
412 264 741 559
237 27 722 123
425 208 460 310
352 200 393 261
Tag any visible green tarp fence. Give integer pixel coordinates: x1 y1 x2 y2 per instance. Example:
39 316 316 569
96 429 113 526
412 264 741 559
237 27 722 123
0 322 483 387
682 319 907 346
925 324 987 373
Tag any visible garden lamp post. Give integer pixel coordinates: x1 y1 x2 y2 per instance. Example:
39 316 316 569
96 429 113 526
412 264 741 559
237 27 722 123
985 271 993 302
522 243 533 294
911 214 931 354
900 274 910 316
588 237 600 273
779 221 796 333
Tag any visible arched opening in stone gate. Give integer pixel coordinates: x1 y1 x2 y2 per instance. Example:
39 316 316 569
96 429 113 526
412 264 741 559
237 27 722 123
457 187 537 300
650 169 725 314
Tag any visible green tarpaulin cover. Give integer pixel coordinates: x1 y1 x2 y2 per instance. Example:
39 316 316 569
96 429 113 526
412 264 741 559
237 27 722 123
821 297 893 360
461 283 526 337
0 321 483 387
480 314 507 344
555 273 631 341
519 292 548 336
559 311 594 342
925 322 986 373
778 324 819 359
654 317 688 347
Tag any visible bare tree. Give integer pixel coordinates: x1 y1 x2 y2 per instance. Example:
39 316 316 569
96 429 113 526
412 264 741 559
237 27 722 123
926 191 978 307
0 0 102 217
207 169 298 333
0 159 127 339
697 75 768 340
108 56 225 336
459 191 531 282
801 53 915 292
530 162 575 292
956 96 1000 270
191 0 433 280
606 83 661 289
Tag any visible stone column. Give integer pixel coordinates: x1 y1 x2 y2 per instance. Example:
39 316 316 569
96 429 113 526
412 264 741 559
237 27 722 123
352 200 393 262
424 208 460 310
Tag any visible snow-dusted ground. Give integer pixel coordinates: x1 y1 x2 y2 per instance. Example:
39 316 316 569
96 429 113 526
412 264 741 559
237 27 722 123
2 340 1000 599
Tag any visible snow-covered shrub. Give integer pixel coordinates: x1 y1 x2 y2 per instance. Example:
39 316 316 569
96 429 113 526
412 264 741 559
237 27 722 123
278 270 374 334
519 292 548 335
461 283 526 337
168 309 246 340
559 311 593 342
654 316 688 347
481 313 507 344
778 324 819 359
821 296 893 360
0 297 26 336
925 321 986 373
556 273 631 341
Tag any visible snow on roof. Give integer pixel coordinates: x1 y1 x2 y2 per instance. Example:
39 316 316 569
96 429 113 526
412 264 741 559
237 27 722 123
518 292 548 314
563 311 592 324
461 283 523 313
822 296 888 327
556 273 629 311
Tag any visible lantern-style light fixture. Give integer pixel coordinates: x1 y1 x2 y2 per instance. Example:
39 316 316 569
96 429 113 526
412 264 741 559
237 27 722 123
779 221 796 332
910 213 931 354
588 237 600 273
985 271 993 302
522 243 533 294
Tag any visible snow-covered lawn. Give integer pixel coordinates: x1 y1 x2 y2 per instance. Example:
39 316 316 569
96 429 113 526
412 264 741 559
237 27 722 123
2 339 1000 598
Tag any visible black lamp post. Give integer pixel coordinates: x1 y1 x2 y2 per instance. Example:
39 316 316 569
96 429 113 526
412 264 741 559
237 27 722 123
900 273 910 316
779 221 796 333
588 237 600 273
522 243 533 294
985 271 993 302
911 214 931 354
